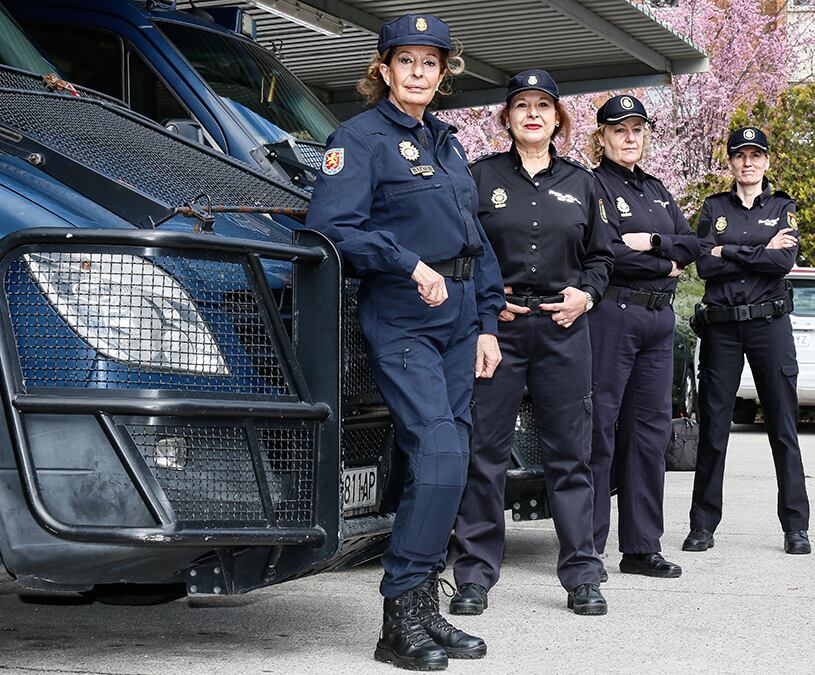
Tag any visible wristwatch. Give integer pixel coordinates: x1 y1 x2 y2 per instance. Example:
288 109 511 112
650 232 662 249
584 291 594 312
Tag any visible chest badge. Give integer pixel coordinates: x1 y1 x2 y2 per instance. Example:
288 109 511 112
322 148 345 175
399 140 420 161
758 217 779 227
715 216 728 234
491 188 508 209
787 212 799 230
616 196 632 217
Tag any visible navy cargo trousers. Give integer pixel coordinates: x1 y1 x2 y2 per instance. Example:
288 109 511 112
358 275 479 599
453 312 602 591
690 314 810 533
589 294 675 554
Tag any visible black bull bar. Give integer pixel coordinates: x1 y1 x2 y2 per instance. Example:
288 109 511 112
0 227 342 552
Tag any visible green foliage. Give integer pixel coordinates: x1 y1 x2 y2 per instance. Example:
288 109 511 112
675 265 706 321
729 85 815 263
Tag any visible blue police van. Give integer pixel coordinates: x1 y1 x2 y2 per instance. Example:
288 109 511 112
0 4 404 602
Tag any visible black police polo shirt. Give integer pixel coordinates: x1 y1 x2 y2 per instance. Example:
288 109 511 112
696 180 798 307
594 157 700 293
470 145 613 302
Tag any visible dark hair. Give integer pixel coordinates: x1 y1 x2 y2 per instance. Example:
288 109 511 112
497 96 572 147
356 43 465 107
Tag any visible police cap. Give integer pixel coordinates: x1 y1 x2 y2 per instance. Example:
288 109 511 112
378 14 451 55
505 69 559 102
727 127 769 155
596 94 649 124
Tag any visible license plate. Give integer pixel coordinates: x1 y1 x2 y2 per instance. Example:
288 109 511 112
342 466 377 514
794 332 811 347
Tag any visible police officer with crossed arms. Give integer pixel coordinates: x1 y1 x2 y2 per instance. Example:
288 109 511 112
685 127 810 556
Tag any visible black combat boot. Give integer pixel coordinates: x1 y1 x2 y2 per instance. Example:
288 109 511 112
415 572 487 659
374 587 448 671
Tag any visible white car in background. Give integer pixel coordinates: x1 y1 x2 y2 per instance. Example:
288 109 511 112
732 267 815 423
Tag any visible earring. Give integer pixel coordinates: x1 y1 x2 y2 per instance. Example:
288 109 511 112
555 122 560 127
384 79 391 86
505 124 510 129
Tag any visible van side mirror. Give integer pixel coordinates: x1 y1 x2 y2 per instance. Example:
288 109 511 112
164 118 204 144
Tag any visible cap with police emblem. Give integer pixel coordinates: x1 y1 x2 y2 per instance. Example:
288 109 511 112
505 69 560 102
727 127 769 155
596 94 649 124
377 14 451 55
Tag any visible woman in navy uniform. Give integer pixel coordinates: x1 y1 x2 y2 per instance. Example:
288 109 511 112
305 13 505 671
589 95 700 579
684 127 810 555
450 70 613 617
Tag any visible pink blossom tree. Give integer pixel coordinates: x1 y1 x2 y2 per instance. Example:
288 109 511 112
441 0 814 210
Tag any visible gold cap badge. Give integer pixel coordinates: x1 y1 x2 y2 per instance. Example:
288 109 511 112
415 17 428 31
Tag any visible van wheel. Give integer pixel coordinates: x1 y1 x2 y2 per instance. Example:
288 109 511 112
732 399 758 424
81 583 187 606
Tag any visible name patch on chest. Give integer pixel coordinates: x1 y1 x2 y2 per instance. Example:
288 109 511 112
616 196 632 217
549 189 582 205
758 217 779 227
491 188 508 208
410 165 435 177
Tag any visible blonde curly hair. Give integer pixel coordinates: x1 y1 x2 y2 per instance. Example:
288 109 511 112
356 41 465 107
589 123 651 166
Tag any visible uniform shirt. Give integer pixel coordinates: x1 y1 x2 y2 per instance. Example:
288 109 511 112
305 98 505 335
696 180 798 307
471 146 613 302
594 157 700 293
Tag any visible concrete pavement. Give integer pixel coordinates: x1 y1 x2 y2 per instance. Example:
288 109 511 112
1 424 813 674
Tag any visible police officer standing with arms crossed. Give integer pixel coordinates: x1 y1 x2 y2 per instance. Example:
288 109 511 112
305 13 505 672
589 95 700 579
685 127 810 555
451 69 613 617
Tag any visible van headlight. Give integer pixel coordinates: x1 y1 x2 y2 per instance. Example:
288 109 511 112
24 252 229 376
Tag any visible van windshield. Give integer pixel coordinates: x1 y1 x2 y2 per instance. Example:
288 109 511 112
0 5 53 74
158 21 337 145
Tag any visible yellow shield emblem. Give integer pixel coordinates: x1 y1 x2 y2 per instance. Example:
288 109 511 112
415 17 428 32
787 212 798 230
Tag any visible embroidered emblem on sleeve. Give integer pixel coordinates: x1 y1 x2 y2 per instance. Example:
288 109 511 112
787 212 798 230
598 199 608 223
322 148 345 175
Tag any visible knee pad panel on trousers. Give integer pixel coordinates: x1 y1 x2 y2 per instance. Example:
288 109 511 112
413 419 468 488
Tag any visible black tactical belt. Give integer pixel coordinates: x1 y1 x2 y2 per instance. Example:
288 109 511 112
429 256 475 281
694 297 792 325
506 293 565 314
604 285 674 310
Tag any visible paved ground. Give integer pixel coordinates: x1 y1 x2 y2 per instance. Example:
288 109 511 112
1 425 813 674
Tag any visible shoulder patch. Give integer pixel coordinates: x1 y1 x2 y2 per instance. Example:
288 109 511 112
322 148 345 175
468 151 503 168
560 156 593 175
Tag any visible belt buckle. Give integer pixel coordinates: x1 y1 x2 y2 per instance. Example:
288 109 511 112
646 293 658 310
736 305 751 321
452 257 464 281
461 256 473 280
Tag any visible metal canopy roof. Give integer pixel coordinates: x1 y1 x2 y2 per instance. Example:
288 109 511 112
176 0 707 119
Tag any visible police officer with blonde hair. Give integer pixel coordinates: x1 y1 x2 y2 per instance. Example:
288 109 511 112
305 12 505 671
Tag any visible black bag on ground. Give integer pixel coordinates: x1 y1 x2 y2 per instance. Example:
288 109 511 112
665 418 699 471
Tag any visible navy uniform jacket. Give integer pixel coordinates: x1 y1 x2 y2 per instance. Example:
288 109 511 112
696 180 798 307
471 146 612 302
594 157 700 293
305 98 505 334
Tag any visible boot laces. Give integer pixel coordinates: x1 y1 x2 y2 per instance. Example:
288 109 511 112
415 579 458 637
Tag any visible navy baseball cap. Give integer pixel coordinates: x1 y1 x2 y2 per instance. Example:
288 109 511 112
596 94 649 124
377 14 451 55
727 127 769 155
505 69 559 102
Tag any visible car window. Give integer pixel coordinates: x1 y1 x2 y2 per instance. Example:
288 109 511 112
0 6 53 74
791 279 815 317
127 49 188 124
21 21 124 99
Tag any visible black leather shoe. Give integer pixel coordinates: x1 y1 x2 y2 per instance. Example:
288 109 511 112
567 583 607 615
374 588 448 671
784 530 811 555
683 529 715 552
620 553 682 578
416 574 486 660
599 567 608 583
448 582 488 616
